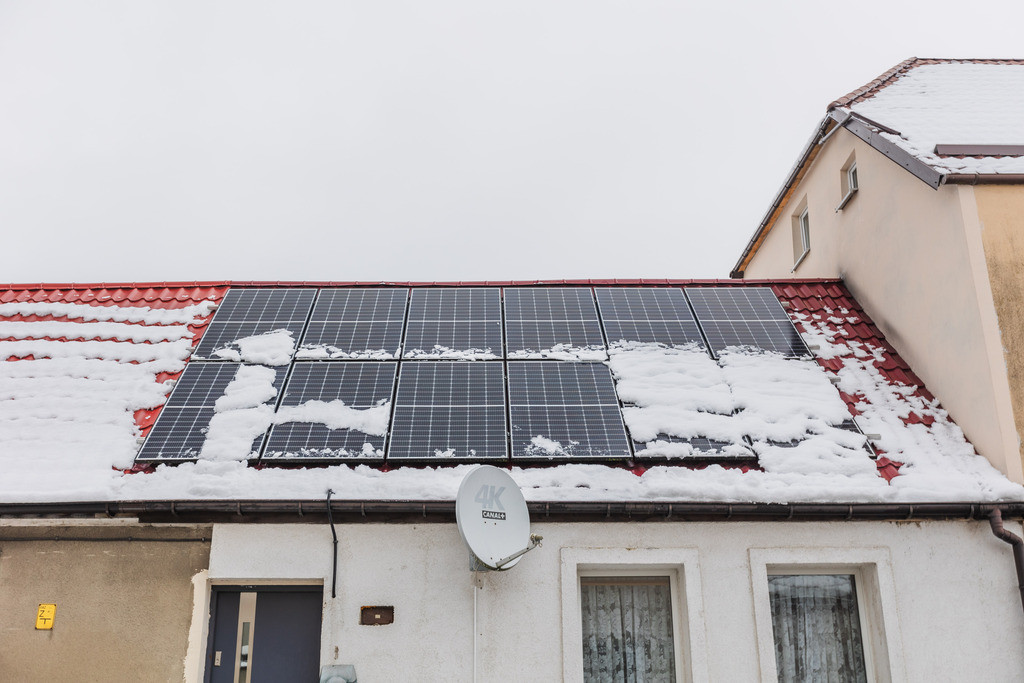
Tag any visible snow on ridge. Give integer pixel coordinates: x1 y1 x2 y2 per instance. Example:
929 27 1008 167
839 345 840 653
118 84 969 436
848 63 1024 174
0 300 217 325
508 344 607 361
0 320 192 344
296 345 397 360
0 299 214 481
404 345 498 360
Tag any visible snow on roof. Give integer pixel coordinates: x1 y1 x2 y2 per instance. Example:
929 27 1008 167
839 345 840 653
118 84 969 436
834 59 1024 175
1 281 1021 505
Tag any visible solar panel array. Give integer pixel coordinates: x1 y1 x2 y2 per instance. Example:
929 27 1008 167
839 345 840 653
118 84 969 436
139 285 828 465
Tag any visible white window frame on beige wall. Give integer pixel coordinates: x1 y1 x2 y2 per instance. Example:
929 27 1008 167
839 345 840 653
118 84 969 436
749 547 906 683
560 547 709 683
837 154 859 211
790 199 811 272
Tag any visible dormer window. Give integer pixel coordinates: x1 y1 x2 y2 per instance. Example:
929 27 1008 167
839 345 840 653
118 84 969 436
837 154 858 211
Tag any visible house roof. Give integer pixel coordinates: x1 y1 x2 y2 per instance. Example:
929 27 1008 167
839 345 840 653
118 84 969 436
0 280 1020 506
731 58 1024 277
833 58 1024 177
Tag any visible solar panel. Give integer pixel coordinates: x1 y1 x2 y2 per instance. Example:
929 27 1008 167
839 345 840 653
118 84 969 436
594 288 706 349
632 434 753 460
263 362 397 461
685 287 808 358
508 362 631 459
136 363 288 462
193 289 316 361
403 289 502 358
504 287 605 358
297 288 407 359
388 362 507 460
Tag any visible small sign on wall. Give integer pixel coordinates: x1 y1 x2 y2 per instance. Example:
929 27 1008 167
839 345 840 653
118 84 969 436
36 604 56 630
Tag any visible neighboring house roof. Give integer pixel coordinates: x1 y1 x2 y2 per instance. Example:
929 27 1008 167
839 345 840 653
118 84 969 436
731 58 1024 278
1 280 1019 507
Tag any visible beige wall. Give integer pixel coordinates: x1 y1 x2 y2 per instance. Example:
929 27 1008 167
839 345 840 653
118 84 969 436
745 129 1022 482
0 520 211 682
977 185 1024 480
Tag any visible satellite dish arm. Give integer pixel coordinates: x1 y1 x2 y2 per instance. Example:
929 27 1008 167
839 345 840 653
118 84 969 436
494 534 543 569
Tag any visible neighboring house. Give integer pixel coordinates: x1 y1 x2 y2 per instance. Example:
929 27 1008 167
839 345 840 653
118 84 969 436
1 280 1024 682
731 58 1024 486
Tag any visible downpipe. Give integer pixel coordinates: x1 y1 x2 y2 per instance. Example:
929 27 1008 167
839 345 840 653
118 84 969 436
989 508 1024 616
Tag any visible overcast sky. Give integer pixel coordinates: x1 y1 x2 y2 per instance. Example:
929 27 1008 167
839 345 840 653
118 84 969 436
2 1 1022 283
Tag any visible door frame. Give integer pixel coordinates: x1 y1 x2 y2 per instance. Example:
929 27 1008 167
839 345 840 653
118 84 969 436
203 584 325 683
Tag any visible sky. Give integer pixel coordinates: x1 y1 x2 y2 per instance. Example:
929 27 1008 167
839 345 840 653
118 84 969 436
2 1 1023 284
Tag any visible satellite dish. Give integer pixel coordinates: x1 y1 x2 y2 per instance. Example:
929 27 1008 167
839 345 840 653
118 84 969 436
456 465 540 571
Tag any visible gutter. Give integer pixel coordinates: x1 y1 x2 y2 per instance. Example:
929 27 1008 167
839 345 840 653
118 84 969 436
1 500 1022 523
942 174 1024 186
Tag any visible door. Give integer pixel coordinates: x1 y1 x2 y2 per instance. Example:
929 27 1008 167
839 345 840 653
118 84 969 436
205 586 323 683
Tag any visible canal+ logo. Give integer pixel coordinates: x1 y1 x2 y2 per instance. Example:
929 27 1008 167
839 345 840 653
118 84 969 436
476 484 506 520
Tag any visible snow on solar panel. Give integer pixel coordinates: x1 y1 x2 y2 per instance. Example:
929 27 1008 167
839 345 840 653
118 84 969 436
685 287 808 358
403 288 502 359
298 288 407 360
193 289 316 362
388 361 507 459
504 287 606 359
594 287 706 349
136 363 288 462
263 362 396 461
508 362 631 459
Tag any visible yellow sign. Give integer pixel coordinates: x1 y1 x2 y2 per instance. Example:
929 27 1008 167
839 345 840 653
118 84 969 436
36 604 56 630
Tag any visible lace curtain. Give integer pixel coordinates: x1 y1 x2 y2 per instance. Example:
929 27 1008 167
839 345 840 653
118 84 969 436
580 577 676 683
768 574 868 683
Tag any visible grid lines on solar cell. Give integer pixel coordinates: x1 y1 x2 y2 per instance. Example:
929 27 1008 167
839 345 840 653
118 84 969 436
136 363 287 462
193 289 316 360
685 287 808 357
504 287 605 356
263 362 396 460
594 288 705 348
298 289 407 359
403 289 502 358
508 362 631 459
388 362 507 460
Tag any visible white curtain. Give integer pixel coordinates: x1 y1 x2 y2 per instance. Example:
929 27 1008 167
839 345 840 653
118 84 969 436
581 577 676 682
768 574 868 683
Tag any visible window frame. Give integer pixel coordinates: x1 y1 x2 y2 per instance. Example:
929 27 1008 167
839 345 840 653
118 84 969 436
749 547 905 683
837 158 859 211
560 547 707 683
791 203 811 272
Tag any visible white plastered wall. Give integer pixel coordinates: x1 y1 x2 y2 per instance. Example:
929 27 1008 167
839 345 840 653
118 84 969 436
744 129 1022 482
193 519 1024 682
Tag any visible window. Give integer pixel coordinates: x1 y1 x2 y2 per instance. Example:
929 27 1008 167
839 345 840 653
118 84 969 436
750 548 904 683
837 154 858 211
768 574 867 682
581 576 676 682
791 200 810 271
561 547 706 682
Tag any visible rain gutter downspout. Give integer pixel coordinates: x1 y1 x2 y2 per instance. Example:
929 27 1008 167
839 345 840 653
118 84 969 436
989 508 1024 616
327 489 339 599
